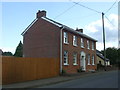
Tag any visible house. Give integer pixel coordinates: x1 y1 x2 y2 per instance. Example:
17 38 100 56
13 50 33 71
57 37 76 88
21 10 97 73
96 50 110 66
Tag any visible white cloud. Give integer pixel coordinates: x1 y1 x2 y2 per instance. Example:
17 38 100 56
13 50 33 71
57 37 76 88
96 40 118 51
84 13 118 50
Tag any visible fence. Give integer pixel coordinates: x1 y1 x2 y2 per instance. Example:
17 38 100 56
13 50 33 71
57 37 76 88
1 57 59 85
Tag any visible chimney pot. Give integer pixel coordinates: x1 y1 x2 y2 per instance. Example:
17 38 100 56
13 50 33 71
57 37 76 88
76 28 83 33
36 10 46 18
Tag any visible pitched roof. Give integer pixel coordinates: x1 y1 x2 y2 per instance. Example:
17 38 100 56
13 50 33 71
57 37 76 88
21 18 38 35
96 50 109 61
41 17 97 42
21 16 97 42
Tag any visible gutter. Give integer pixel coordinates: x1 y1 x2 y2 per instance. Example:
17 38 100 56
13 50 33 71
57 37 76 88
60 26 64 74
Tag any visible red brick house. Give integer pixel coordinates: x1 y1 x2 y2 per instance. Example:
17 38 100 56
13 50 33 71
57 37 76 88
21 10 97 73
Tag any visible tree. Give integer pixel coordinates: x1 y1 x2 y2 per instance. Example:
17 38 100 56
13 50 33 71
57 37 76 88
14 41 23 57
101 47 118 65
2 51 13 56
117 48 120 65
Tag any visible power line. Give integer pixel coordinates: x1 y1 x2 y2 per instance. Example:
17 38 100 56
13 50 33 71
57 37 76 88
73 2 101 14
105 15 116 27
105 0 118 14
58 13 98 22
54 3 77 19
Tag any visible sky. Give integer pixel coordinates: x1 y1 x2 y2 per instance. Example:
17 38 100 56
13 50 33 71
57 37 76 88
1 0 119 54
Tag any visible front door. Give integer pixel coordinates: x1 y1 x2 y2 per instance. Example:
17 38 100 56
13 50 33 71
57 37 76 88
80 51 86 71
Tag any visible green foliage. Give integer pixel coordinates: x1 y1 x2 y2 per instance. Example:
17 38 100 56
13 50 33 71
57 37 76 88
77 67 83 73
62 69 66 74
14 41 23 57
117 48 120 65
2 52 13 56
101 47 120 65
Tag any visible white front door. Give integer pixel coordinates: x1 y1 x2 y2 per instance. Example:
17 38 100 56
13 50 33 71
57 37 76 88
80 51 86 71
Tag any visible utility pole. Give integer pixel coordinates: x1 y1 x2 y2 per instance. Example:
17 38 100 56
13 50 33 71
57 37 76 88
102 12 106 71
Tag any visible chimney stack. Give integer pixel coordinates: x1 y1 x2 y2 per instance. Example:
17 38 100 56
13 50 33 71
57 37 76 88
76 28 83 33
36 10 46 18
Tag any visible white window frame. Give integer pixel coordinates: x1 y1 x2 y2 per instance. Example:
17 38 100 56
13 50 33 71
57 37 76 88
73 53 77 65
64 51 69 65
64 32 68 44
92 42 94 50
73 35 77 46
87 54 90 65
81 38 84 48
92 55 95 65
87 40 90 49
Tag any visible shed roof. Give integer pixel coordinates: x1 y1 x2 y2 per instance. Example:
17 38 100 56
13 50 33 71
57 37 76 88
96 50 109 61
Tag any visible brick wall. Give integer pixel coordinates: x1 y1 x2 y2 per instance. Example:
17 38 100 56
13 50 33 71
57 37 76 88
23 18 60 58
23 14 97 74
62 30 97 73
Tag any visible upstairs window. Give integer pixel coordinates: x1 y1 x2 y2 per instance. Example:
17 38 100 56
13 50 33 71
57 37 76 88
81 38 84 48
64 51 68 65
87 40 90 49
92 42 94 50
73 53 77 65
87 54 90 65
73 35 77 46
92 55 95 65
64 32 68 44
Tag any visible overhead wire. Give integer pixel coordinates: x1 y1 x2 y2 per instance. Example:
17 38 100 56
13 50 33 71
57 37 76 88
105 0 118 14
54 1 117 30
105 15 116 27
54 1 102 20
72 2 101 14
54 3 78 19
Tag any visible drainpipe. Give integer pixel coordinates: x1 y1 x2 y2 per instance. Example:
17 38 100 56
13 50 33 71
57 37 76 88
60 26 64 74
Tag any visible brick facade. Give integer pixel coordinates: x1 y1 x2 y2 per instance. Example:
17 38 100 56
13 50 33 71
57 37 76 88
23 18 60 58
62 30 97 73
22 10 97 74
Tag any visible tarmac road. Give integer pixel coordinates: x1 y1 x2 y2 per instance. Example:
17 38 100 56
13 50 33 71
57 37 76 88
38 70 119 88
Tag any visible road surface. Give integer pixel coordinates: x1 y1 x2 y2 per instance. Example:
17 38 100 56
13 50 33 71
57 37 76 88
38 70 118 88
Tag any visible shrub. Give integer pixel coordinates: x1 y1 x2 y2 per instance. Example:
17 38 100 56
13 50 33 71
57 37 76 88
77 67 83 73
62 69 66 74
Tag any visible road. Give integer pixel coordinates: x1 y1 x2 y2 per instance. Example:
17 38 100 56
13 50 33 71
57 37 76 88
38 70 118 88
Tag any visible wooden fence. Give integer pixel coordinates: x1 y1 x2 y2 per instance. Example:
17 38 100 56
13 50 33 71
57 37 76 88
1 57 59 85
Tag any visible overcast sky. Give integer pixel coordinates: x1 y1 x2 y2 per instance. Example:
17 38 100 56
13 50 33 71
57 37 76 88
1 0 119 53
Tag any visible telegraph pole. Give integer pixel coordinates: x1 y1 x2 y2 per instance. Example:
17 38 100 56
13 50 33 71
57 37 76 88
102 12 106 71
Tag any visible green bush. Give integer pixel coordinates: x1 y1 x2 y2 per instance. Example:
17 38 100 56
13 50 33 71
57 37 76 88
77 67 83 73
62 69 66 74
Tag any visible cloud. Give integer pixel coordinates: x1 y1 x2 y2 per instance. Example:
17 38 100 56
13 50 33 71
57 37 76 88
84 13 118 50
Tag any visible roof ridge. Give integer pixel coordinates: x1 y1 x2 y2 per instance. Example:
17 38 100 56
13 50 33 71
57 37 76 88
21 18 38 35
21 16 97 42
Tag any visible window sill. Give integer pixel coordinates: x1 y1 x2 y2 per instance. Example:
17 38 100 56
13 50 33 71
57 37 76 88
92 64 95 66
73 64 78 66
64 64 69 66
92 49 94 51
64 42 69 45
87 64 91 65
73 45 78 47
81 46 85 48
